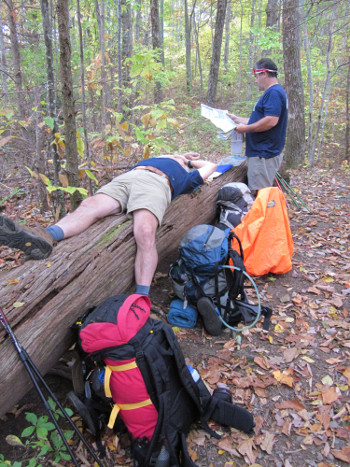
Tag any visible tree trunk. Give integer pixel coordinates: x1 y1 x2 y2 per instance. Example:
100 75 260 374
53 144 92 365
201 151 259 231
207 0 228 107
40 0 66 218
121 0 133 119
184 0 192 94
282 0 305 167
309 1 337 166
94 0 107 132
265 0 280 28
4 0 26 117
150 0 163 103
223 0 231 71
76 0 91 164
0 164 247 417
56 0 82 210
0 7 9 100
193 13 203 101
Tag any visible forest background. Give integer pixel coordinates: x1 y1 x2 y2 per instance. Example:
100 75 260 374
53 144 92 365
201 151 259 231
0 0 349 216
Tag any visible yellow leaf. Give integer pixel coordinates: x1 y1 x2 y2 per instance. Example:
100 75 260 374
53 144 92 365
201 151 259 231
321 375 333 386
13 302 25 308
172 327 181 333
46 262 52 268
324 276 334 283
301 356 315 363
8 279 19 285
218 449 225 455
120 121 129 131
268 335 273 344
274 323 284 332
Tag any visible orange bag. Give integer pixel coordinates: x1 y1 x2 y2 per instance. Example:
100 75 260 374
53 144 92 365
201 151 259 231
231 187 293 276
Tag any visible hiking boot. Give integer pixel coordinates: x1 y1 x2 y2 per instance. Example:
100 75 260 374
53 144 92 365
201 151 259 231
197 297 222 336
0 216 53 260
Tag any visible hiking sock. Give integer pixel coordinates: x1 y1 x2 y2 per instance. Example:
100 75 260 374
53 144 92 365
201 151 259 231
45 225 64 242
136 285 150 296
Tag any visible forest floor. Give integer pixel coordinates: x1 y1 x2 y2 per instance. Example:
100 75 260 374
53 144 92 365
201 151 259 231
0 160 349 467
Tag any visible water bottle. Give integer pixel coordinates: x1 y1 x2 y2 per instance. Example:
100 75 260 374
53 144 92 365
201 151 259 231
187 365 212 408
187 364 200 382
154 444 170 467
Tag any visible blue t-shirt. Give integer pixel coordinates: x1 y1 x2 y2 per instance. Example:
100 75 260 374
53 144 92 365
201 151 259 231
134 158 204 200
246 84 288 159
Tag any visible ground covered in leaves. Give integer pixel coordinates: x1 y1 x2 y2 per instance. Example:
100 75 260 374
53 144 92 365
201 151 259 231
0 163 349 467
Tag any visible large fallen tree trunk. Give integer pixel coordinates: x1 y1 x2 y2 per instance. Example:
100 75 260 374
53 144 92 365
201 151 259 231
0 164 247 416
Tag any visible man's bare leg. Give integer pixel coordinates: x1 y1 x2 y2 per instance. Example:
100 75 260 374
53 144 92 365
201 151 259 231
56 193 121 238
132 209 159 288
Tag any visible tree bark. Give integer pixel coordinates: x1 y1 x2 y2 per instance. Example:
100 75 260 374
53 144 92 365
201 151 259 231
4 0 26 117
207 0 228 107
265 0 280 28
0 164 247 417
184 0 192 94
282 0 305 167
56 0 82 210
150 0 163 103
0 7 9 100
223 0 231 71
40 0 66 217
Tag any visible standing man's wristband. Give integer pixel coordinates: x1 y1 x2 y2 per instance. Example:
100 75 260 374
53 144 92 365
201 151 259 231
187 160 193 168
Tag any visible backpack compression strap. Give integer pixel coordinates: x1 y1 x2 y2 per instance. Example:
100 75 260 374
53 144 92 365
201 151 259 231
104 364 153 429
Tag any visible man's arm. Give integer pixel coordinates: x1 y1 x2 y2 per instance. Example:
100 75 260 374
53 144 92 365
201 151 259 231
190 159 218 180
235 115 279 134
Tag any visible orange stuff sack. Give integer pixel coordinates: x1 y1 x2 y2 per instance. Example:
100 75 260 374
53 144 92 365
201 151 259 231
231 187 293 276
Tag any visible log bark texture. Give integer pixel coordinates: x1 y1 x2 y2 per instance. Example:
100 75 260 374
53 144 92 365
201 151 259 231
0 164 247 417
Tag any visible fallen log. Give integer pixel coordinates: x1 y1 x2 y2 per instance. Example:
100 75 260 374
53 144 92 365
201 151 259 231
0 164 247 417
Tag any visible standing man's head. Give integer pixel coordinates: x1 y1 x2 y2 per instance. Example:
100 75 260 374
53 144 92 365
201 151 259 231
253 58 279 91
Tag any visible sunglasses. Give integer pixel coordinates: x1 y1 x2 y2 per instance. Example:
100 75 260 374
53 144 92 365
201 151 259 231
253 68 278 76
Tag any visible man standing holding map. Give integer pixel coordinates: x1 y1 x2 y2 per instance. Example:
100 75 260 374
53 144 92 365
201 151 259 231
228 58 288 195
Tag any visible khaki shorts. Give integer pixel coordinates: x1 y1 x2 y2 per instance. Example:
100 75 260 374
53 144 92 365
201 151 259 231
96 170 172 225
247 154 283 191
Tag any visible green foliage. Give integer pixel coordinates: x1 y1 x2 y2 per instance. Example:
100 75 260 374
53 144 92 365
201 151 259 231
0 399 74 467
0 187 26 208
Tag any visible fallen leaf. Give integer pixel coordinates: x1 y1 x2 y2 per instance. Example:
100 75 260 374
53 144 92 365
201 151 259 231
322 386 339 404
275 398 306 411
331 445 350 463
218 438 240 456
342 367 350 385
273 370 294 387
260 432 275 454
13 302 25 308
283 347 299 363
254 356 271 370
8 279 19 285
237 438 257 464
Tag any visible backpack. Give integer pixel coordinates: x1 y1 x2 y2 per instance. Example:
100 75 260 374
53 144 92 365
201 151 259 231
170 225 272 331
215 182 255 231
231 187 294 276
70 294 255 466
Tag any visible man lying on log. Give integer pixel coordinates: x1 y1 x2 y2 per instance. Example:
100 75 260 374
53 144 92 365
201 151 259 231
0 153 217 296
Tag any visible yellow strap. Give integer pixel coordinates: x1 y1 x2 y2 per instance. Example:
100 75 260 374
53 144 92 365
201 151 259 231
108 361 138 372
108 404 121 429
104 366 112 398
104 362 138 399
107 399 153 429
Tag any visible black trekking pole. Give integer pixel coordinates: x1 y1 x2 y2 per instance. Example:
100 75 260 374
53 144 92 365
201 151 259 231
0 307 104 467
